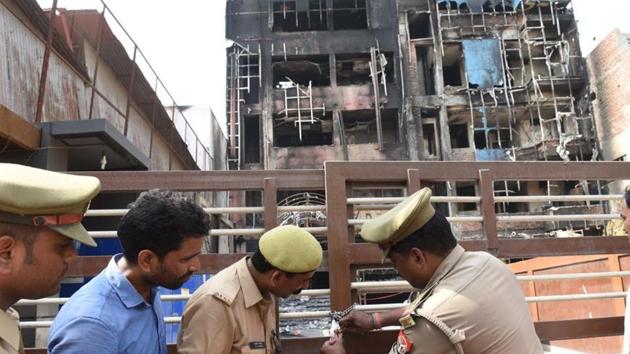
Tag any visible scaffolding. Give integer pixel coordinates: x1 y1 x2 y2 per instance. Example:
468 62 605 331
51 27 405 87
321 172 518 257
434 0 593 162
226 41 261 169
433 0 603 233
277 77 326 141
369 43 389 149
520 1 584 162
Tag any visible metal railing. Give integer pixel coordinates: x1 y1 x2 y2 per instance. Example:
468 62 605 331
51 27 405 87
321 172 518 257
79 192 623 238
17 162 630 353
35 0 215 170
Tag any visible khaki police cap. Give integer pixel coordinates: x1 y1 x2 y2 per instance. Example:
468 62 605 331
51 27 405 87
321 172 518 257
259 225 323 273
0 163 101 247
359 187 435 255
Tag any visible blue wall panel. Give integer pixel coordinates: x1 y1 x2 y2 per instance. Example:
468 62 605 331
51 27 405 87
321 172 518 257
463 39 504 89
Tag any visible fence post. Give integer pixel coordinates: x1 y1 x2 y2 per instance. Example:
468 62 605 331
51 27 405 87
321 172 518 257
263 177 278 231
407 169 421 194
479 169 498 252
325 164 353 311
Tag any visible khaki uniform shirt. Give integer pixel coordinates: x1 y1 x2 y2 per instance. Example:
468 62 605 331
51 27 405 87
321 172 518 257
389 245 543 354
178 257 278 354
0 308 23 354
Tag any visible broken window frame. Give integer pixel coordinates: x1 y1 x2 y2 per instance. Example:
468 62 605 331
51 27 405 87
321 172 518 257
341 109 399 145
273 110 334 147
332 0 369 30
271 0 329 32
226 41 262 169
415 46 436 95
449 123 471 149
276 77 327 142
243 115 261 164
422 118 439 157
272 55 331 87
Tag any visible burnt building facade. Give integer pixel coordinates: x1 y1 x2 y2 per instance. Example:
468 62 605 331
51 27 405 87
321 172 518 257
225 0 606 241
226 0 595 170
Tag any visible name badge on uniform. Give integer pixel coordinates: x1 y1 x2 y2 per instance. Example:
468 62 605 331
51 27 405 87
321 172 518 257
389 330 413 354
249 341 266 349
399 314 416 329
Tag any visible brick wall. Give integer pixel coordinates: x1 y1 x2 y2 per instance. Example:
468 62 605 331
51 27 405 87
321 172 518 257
587 29 630 163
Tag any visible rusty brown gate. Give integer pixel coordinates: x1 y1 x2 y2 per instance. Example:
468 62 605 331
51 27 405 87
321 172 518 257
23 161 630 353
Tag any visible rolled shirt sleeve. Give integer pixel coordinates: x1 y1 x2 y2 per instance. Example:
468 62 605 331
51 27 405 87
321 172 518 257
400 318 458 354
48 316 118 354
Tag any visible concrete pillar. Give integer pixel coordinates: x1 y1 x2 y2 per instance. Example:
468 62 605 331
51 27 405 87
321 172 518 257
397 11 423 160
31 123 68 171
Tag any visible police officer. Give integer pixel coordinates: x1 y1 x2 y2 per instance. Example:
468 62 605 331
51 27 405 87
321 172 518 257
323 188 542 354
0 163 100 354
178 225 323 353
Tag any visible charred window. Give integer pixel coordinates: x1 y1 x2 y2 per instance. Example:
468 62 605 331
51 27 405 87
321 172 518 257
272 0 328 32
455 183 477 212
442 45 463 87
273 111 334 147
422 120 438 157
245 191 263 228
336 53 395 86
494 181 529 213
408 12 431 39
474 128 510 149
244 115 261 164
342 109 398 144
415 47 435 95
240 54 260 104
273 55 330 87
449 123 470 148
332 0 368 30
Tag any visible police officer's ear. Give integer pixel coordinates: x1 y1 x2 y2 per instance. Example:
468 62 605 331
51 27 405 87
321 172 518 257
137 249 160 273
269 268 284 287
408 247 428 268
0 235 17 274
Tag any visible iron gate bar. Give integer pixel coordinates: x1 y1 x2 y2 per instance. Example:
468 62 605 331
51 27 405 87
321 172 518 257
479 169 498 251
325 163 354 310
264 177 278 230
347 239 630 267
325 161 630 181
21 316 625 354
325 161 630 312
66 253 332 278
75 170 325 191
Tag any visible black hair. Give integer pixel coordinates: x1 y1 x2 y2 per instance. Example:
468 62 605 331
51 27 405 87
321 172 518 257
625 185 630 209
0 222 38 262
251 249 295 277
388 211 457 257
117 190 210 264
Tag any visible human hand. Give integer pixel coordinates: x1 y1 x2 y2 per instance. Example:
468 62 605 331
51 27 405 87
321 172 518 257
321 332 345 354
339 310 374 334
